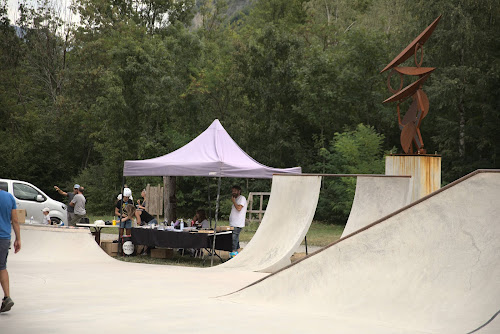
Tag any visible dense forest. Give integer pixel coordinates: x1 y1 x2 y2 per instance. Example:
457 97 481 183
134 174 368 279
0 0 499 222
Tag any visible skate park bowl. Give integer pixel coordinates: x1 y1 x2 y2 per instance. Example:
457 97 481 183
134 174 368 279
217 174 321 273
341 175 412 237
3 169 500 333
218 174 411 273
224 169 500 333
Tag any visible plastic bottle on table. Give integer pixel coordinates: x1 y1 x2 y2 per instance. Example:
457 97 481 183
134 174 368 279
30 216 33 224
180 219 184 231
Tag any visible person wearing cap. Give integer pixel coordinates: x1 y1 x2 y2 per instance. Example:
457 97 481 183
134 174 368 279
115 188 134 240
54 184 80 225
69 187 86 226
41 208 51 225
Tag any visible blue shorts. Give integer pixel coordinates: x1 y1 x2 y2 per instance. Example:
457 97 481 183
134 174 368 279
0 239 10 270
119 219 132 229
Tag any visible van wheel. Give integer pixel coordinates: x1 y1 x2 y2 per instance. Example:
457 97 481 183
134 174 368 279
50 217 61 225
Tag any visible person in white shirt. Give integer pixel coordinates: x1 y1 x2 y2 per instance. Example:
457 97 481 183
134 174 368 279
228 185 247 257
41 208 51 225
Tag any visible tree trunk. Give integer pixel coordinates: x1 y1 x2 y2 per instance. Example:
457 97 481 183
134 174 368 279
458 99 465 158
163 176 176 223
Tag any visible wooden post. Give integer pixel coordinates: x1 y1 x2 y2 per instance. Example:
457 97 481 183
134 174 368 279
163 176 177 223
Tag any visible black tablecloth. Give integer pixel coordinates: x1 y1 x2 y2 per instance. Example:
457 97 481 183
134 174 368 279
131 228 232 251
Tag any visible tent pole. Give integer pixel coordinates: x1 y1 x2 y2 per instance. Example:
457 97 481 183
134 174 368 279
210 176 222 267
119 175 125 255
207 177 212 228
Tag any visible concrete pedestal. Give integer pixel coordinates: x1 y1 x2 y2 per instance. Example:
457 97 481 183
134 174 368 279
385 154 441 203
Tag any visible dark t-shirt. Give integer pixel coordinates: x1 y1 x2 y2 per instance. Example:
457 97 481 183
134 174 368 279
140 210 155 224
67 192 75 213
116 199 134 215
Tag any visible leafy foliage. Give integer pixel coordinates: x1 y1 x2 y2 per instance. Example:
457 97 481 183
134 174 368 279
0 0 498 223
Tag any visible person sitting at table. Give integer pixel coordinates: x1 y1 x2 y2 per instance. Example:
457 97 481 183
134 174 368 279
115 188 134 240
135 206 157 226
136 189 146 209
192 209 209 229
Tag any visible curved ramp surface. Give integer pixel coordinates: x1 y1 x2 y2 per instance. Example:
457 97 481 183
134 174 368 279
218 175 321 273
12 225 114 263
341 176 411 237
224 170 500 334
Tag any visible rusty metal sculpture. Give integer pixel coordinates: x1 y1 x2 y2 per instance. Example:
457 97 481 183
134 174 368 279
381 15 441 154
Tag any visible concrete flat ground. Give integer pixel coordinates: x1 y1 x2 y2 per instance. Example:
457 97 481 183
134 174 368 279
2 227 420 334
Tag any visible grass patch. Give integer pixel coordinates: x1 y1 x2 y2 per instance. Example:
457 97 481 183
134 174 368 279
241 221 344 247
301 222 344 247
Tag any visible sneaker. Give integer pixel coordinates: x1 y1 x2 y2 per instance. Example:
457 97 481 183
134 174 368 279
229 251 238 258
1 296 14 313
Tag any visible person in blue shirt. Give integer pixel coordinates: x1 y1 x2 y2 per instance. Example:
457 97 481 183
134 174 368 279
0 189 21 313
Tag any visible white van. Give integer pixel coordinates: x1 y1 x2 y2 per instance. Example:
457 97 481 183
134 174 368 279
0 179 67 225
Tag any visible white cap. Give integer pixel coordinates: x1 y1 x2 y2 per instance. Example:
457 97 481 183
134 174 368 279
42 207 50 212
123 188 132 197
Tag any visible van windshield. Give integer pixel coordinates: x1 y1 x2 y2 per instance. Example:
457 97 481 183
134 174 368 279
13 183 45 201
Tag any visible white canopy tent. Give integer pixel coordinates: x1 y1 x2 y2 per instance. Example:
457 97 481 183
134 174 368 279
122 119 301 265
123 119 301 178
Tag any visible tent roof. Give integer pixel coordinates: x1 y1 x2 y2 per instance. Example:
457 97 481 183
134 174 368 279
123 119 301 178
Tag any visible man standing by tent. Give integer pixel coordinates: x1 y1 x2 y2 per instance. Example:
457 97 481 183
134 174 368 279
229 185 247 258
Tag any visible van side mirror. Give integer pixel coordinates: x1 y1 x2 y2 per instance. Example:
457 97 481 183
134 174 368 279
36 194 45 202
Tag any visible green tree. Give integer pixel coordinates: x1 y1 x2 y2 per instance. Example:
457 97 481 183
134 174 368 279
315 124 385 223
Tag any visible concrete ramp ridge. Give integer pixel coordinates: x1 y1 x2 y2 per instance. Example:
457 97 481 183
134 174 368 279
217 174 321 273
14 225 114 264
224 170 500 334
341 175 411 237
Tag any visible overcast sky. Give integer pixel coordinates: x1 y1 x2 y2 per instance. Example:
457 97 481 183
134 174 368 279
6 0 77 26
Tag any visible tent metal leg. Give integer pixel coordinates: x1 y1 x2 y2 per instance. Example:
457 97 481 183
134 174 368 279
210 176 222 267
119 176 125 255
305 235 308 255
207 177 212 228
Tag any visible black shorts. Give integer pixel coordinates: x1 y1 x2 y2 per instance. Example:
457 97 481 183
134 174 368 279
0 239 10 270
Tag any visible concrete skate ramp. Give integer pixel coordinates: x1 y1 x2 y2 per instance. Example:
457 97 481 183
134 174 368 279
224 170 500 333
12 225 115 263
341 175 411 237
218 175 322 273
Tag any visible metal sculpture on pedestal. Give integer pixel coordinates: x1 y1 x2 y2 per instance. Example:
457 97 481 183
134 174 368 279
381 16 441 154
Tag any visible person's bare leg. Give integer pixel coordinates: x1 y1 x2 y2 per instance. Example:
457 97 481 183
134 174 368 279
119 228 124 240
0 269 9 298
125 228 131 236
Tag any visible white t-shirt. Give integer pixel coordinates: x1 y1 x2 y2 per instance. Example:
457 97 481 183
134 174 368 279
200 219 209 229
229 195 247 228
42 214 51 225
